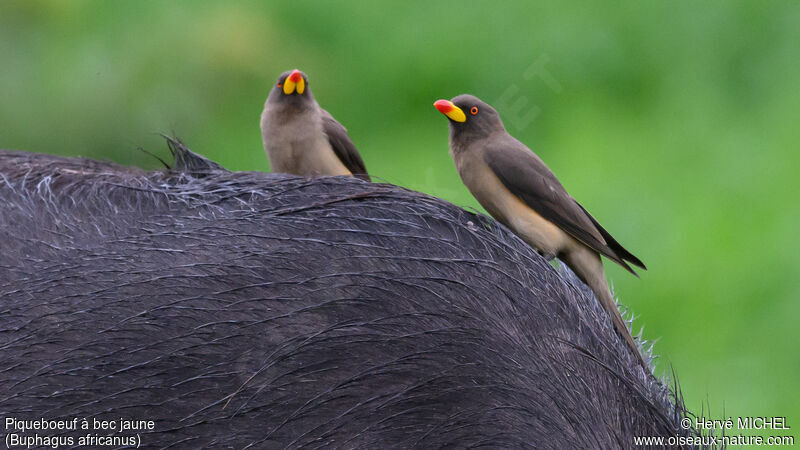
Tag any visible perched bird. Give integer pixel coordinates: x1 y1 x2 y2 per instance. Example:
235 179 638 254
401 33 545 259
434 94 648 370
260 69 370 181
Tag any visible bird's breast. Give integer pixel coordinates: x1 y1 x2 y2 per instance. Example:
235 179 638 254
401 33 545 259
454 155 510 224
261 109 350 177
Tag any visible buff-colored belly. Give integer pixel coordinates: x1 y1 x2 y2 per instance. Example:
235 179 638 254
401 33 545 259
265 132 352 176
460 161 572 256
277 136 351 177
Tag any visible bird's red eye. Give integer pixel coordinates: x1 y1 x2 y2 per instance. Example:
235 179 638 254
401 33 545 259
276 83 282 88
470 106 479 115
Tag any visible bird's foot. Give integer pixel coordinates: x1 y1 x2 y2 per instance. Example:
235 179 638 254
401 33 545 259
539 251 556 262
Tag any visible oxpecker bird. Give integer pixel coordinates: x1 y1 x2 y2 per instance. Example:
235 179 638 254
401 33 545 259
261 69 370 181
434 94 648 370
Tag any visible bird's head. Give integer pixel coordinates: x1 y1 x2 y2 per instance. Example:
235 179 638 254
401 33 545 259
434 94 504 142
266 69 315 110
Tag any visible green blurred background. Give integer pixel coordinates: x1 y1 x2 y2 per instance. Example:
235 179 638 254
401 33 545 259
1 0 798 438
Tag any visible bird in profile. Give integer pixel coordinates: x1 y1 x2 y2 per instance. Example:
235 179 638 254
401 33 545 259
434 94 648 370
260 69 370 181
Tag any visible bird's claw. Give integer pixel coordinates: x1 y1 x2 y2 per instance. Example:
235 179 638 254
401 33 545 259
539 251 556 262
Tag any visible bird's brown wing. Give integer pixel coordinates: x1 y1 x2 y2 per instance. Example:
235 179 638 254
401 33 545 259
321 109 370 181
485 138 644 274
575 202 646 270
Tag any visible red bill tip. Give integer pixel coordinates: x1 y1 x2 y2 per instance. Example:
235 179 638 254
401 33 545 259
288 70 302 83
434 100 453 114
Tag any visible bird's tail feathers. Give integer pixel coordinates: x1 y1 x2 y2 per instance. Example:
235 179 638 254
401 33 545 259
575 203 647 271
561 249 649 372
594 282 649 372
